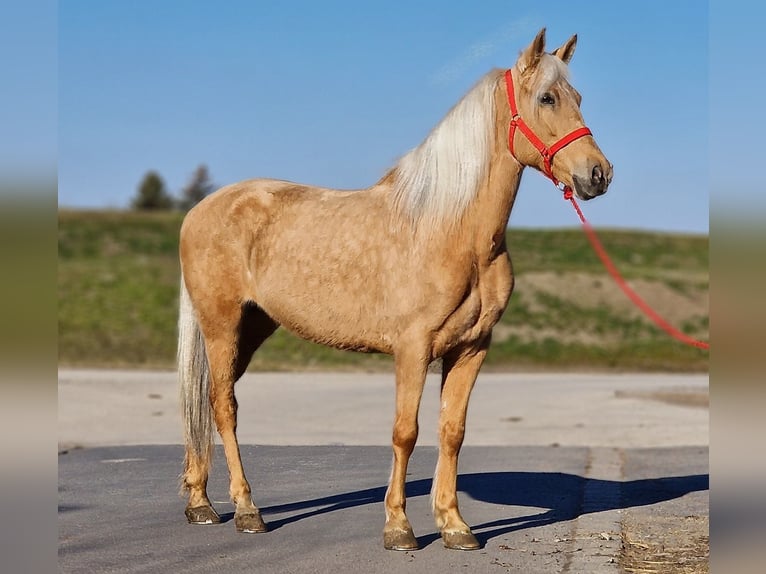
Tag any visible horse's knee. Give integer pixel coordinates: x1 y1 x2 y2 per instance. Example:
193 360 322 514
392 422 418 455
439 420 466 455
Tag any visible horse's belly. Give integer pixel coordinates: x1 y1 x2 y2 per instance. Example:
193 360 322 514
255 287 394 354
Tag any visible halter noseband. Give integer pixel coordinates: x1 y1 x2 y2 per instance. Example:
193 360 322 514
504 68 592 194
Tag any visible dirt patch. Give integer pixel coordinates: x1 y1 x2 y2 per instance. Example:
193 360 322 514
621 514 709 573
519 271 708 334
615 388 709 409
493 270 709 349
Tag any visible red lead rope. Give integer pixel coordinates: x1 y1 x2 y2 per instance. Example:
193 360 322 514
563 189 710 351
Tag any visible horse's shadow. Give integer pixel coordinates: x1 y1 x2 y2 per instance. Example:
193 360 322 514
219 471 708 548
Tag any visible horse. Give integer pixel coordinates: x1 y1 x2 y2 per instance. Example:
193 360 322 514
177 28 612 551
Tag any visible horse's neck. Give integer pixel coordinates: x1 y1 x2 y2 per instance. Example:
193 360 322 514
453 150 523 253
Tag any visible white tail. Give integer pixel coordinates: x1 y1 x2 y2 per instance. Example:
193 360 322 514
178 273 213 489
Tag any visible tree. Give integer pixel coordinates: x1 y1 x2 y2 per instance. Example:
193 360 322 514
179 164 215 211
132 171 173 210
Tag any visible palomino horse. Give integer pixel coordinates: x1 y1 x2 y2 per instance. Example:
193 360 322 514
178 28 612 551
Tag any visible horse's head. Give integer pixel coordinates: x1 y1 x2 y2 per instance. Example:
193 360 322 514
508 29 612 200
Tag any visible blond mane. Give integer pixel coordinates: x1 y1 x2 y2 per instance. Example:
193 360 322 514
390 70 502 231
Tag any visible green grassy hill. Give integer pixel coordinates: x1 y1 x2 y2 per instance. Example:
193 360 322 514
58 210 709 371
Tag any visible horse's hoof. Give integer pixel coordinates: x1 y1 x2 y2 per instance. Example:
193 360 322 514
185 505 220 525
442 530 480 550
235 511 268 533
383 527 418 551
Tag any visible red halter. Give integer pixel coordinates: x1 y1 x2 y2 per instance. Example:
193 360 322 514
504 68 592 194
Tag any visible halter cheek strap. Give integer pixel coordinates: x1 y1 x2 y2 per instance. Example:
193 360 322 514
504 69 592 191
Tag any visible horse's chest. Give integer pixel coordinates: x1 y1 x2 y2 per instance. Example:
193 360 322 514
475 271 513 332
433 256 513 355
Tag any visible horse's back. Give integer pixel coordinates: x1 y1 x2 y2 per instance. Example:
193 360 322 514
183 178 373 236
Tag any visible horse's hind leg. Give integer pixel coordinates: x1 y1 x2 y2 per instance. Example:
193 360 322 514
183 454 218 524
202 301 277 533
179 276 219 525
431 340 489 550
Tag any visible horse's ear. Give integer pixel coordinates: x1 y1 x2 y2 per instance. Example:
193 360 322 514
518 28 546 74
551 34 577 64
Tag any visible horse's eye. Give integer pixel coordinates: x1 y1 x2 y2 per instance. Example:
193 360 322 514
539 93 555 106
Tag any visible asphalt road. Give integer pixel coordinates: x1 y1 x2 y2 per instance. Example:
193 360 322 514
58 370 709 573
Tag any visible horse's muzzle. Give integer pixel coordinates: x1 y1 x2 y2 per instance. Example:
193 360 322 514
573 162 613 200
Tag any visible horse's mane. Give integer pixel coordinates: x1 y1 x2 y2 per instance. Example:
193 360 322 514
389 69 503 232
388 56 569 233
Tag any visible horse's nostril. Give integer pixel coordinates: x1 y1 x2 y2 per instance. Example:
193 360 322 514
591 164 604 185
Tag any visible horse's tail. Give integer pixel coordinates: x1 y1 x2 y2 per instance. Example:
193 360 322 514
178 272 213 493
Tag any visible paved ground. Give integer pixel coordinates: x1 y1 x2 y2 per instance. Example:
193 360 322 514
58 370 709 573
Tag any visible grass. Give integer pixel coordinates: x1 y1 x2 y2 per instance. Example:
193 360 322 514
58 210 709 371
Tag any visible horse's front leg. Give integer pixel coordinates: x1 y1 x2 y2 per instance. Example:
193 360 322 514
432 339 490 550
383 346 429 550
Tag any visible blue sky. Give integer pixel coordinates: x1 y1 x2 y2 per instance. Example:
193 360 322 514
58 0 710 233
